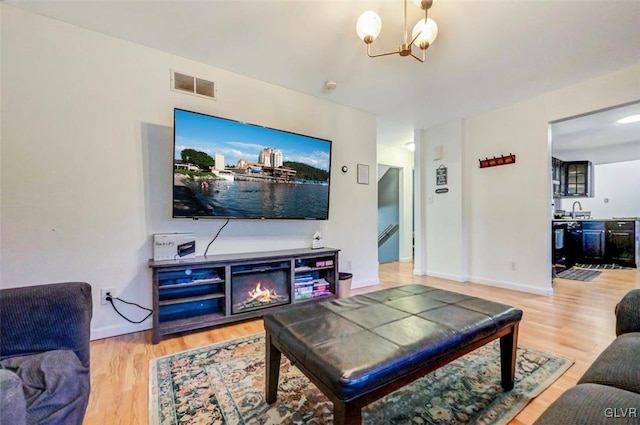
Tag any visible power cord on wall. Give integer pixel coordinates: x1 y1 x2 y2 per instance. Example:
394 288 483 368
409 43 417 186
105 294 153 324
204 218 230 257
105 219 230 323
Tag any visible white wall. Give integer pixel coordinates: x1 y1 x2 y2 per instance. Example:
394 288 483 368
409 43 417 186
556 160 640 218
0 3 3 285
461 65 639 295
556 140 640 165
0 5 378 339
377 144 414 263
415 119 468 281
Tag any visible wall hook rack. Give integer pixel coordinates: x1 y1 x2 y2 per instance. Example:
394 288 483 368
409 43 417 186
479 153 516 168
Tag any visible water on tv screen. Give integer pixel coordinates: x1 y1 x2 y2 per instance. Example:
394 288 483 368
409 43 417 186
172 108 331 220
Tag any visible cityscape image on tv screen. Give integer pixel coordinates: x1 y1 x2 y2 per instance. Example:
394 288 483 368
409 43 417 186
172 108 331 220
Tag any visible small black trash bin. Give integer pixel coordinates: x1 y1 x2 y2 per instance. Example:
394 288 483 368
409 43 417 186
337 272 353 299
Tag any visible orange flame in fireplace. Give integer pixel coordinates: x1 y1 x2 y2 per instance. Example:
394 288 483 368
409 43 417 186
247 282 278 303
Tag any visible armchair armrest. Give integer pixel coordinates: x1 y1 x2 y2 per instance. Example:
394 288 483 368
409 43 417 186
615 289 640 336
0 282 92 367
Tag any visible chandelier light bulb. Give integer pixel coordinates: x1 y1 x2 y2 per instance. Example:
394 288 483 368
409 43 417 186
354 0 440 63
356 11 382 43
412 0 434 10
412 18 438 49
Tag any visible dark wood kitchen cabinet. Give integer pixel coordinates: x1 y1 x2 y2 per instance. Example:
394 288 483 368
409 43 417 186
552 157 565 197
606 221 636 267
564 161 593 197
582 221 606 262
565 222 583 266
554 220 638 270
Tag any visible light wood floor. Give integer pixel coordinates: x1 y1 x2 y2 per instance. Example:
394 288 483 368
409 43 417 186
85 262 640 425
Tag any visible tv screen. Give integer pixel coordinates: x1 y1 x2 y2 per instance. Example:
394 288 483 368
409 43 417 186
172 108 331 220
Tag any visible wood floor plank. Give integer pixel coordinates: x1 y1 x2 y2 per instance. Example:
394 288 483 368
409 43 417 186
84 262 639 425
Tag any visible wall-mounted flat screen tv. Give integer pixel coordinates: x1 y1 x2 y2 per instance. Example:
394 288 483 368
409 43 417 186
173 108 331 220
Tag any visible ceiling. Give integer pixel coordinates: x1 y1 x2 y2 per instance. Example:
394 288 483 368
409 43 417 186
4 0 640 148
552 101 640 153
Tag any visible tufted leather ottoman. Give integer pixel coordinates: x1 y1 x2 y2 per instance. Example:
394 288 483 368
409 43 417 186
264 284 523 425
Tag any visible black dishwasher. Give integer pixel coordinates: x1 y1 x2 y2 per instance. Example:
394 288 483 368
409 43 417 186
565 221 583 268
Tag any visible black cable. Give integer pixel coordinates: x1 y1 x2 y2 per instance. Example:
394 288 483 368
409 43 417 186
204 218 230 256
107 296 152 324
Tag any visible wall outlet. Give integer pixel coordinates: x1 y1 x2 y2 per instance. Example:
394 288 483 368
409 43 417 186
101 287 116 305
510 261 517 271
346 260 352 271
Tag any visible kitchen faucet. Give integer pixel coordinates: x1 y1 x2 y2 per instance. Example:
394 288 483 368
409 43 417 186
572 201 583 218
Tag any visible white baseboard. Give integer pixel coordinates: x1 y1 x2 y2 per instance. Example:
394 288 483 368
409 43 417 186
91 321 150 341
426 270 469 282
470 276 554 296
351 278 380 289
399 256 413 263
402 268 550 296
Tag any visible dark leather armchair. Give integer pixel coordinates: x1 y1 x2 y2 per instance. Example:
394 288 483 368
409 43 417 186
0 282 92 425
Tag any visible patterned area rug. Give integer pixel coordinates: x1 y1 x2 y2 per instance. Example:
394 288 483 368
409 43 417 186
149 333 573 425
575 263 633 270
555 267 602 282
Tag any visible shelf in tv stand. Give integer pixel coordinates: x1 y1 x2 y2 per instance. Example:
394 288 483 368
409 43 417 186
157 312 226 336
159 278 224 290
158 292 225 306
149 247 340 344
295 265 334 273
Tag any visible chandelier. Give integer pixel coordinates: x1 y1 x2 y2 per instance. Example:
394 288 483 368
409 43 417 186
356 0 438 63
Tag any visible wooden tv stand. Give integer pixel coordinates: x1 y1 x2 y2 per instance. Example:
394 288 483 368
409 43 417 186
148 247 339 344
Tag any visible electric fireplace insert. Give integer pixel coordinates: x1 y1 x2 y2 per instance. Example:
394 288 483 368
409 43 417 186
231 261 291 314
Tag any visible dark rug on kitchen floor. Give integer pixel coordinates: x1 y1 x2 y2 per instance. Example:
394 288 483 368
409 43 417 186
555 268 602 282
575 263 633 270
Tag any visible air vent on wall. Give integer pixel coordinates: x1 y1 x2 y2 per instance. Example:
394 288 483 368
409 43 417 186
170 70 217 100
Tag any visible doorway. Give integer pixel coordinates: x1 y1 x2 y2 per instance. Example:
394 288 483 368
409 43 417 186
378 165 400 263
549 100 640 276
